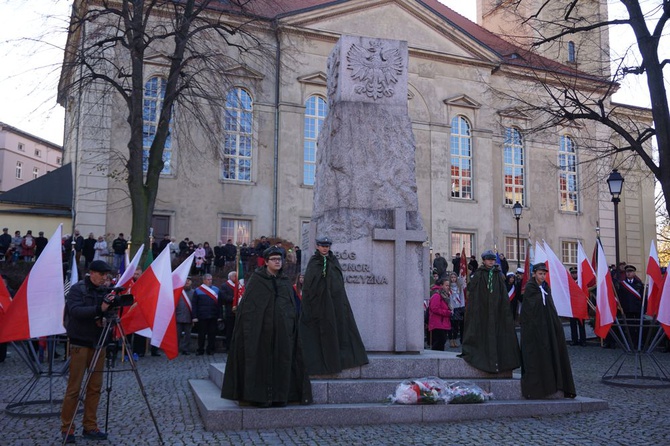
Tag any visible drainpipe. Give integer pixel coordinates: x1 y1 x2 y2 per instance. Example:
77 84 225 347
272 20 281 237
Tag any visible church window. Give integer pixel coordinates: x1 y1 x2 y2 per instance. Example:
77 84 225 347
505 237 527 264
303 95 328 186
561 240 578 265
450 116 473 199
503 127 525 206
142 76 172 174
559 135 579 212
568 41 576 63
450 232 474 258
222 87 253 181
220 218 251 245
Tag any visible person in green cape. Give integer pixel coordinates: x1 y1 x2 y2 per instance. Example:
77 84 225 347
520 263 576 399
221 246 312 407
460 249 520 373
300 236 368 375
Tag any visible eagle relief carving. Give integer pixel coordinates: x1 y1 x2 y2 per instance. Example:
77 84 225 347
346 40 404 100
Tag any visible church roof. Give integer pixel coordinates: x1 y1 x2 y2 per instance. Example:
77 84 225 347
0 163 72 209
221 0 604 82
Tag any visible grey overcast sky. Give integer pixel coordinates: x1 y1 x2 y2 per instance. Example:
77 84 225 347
0 1 654 146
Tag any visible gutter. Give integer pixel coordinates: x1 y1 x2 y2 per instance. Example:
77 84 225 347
272 18 281 236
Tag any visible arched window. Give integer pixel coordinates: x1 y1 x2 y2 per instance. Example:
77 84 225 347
503 127 525 206
222 87 253 181
450 116 473 199
559 135 579 212
303 95 328 186
143 77 172 174
567 41 576 63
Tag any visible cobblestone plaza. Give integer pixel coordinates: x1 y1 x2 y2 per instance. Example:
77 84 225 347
1 342 669 445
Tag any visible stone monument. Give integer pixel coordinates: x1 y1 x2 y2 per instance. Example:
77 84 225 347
311 35 428 353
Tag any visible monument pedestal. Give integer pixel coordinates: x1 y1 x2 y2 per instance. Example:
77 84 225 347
190 353 607 430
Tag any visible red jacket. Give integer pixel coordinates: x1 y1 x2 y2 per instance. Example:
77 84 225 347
428 292 452 331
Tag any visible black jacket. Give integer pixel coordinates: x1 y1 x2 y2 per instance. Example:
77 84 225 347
64 277 109 348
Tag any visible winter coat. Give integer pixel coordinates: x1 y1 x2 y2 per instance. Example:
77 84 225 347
221 266 312 405
428 291 452 331
299 250 369 375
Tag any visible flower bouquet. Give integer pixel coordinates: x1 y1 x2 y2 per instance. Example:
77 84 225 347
444 381 493 404
389 377 448 405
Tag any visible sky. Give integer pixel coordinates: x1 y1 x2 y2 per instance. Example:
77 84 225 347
0 1 657 146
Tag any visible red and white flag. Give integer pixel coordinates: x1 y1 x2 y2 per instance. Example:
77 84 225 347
0 225 66 342
645 240 664 317
125 245 178 359
594 241 617 339
543 241 588 319
117 244 145 290
657 262 670 339
172 253 195 307
577 241 596 296
534 240 548 266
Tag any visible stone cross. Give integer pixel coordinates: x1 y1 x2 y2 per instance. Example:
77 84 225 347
373 207 426 351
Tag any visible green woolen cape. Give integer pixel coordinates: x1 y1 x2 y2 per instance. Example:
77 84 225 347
221 267 312 405
461 265 521 373
520 280 577 399
299 251 369 375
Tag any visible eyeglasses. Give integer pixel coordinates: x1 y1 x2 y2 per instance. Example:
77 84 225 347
267 257 283 262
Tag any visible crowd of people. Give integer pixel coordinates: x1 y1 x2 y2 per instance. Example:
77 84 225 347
0 227 49 263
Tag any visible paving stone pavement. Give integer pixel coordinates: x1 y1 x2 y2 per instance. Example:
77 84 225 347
1 341 669 446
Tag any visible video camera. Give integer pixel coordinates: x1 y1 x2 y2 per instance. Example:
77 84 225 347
102 286 134 308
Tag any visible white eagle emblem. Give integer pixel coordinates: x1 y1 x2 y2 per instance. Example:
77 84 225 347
346 40 404 100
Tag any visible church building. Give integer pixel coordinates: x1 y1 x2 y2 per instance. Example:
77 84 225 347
59 0 656 271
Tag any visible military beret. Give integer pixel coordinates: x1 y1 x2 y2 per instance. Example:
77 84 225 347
263 246 284 260
316 236 333 246
533 263 548 273
481 250 496 260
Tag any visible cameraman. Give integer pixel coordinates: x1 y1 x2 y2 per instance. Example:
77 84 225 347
60 260 114 443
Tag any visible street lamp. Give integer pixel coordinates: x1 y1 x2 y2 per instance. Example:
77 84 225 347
512 201 523 269
606 169 624 266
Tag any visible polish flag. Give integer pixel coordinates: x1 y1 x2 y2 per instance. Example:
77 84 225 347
645 241 664 317
172 253 195 306
577 241 596 296
594 241 617 339
127 245 178 359
543 242 588 319
657 262 670 339
534 241 548 274
0 225 66 342
116 244 144 290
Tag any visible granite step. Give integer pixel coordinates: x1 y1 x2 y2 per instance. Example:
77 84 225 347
208 362 523 403
190 378 608 431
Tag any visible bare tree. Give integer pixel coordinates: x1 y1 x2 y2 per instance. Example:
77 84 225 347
58 0 278 257
488 1 670 221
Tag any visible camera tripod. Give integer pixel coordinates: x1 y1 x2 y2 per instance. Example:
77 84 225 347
62 311 164 445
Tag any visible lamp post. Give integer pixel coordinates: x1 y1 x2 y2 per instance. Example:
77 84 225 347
512 201 523 269
606 169 624 266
